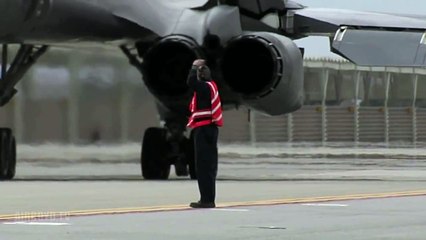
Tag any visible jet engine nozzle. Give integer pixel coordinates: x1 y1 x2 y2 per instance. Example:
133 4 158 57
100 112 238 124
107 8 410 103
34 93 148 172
221 32 304 115
143 36 203 97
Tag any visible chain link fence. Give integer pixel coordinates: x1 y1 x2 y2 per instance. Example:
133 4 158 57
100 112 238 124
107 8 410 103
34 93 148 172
0 49 425 145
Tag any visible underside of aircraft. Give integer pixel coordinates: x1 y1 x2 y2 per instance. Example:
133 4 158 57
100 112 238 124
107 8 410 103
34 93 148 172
1 0 426 180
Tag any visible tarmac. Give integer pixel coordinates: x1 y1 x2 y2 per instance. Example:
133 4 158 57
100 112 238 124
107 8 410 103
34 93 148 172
0 144 425 239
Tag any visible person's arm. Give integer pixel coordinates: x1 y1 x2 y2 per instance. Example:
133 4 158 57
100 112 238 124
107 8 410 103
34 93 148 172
186 65 198 89
187 59 208 91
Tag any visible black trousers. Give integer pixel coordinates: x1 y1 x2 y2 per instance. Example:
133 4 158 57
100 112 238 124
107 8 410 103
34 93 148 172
193 125 218 203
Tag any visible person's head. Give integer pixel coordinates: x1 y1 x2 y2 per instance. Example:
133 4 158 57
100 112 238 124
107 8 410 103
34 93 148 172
197 65 211 81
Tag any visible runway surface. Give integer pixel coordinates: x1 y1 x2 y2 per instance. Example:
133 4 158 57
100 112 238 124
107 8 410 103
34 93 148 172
2 195 426 240
1 144 425 239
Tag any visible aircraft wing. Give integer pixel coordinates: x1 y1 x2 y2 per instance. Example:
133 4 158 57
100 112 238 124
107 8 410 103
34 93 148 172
0 0 211 45
291 8 426 66
3 0 426 67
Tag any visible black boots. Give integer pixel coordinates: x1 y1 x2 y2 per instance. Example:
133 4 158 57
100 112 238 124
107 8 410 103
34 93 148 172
189 201 216 208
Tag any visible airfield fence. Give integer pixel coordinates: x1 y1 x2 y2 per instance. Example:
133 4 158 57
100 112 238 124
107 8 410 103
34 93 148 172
0 50 426 145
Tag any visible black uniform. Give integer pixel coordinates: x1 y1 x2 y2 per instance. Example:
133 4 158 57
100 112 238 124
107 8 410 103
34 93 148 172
187 66 219 206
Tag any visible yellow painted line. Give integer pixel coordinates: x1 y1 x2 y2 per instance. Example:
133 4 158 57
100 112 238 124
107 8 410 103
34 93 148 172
1 190 426 222
219 190 426 207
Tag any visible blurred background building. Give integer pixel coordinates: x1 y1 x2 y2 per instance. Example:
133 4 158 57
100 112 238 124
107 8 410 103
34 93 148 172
0 48 425 145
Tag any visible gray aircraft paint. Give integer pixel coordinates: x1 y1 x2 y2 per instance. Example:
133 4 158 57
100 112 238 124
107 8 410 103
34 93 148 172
296 0 426 15
295 0 426 59
332 29 426 66
292 7 426 66
294 8 426 34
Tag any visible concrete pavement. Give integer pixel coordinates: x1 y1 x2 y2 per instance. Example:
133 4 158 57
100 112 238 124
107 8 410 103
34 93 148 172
0 146 425 239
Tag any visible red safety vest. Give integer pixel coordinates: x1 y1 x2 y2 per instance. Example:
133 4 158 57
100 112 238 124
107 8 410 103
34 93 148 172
187 80 223 129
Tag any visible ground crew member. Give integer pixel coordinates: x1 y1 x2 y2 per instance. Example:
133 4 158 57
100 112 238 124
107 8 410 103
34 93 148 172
187 59 223 208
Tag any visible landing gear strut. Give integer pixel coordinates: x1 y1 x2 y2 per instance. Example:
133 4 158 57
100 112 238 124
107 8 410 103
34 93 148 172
141 127 170 179
140 125 196 180
0 44 48 180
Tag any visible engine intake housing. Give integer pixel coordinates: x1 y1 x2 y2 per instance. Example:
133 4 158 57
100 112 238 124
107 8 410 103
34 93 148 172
222 32 304 115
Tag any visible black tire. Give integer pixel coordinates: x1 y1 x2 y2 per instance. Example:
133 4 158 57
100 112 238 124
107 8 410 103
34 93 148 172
0 129 14 180
187 130 197 180
141 127 170 180
6 136 16 180
174 161 188 177
0 130 8 179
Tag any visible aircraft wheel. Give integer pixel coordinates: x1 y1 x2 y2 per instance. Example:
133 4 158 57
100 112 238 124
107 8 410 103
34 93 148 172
6 136 16 180
0 129 16 180
141 127 171 180
187 130 197 180
174 161 188 177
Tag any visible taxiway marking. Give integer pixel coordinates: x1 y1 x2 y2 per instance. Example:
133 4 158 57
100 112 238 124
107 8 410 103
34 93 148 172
3 222 70 226
210 208 250 212
301 203 348 207
1 190 425 222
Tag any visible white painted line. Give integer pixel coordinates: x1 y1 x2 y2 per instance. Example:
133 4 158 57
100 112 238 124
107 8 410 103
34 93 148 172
3 222 70 226
211 209 250 212
301 203 348 207
241 226 287 230
259 226 287 230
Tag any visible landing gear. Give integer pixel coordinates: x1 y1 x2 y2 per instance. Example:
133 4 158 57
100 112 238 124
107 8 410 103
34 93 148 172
141 128 171 179
0 128 16 180
122 44 197 180
140 126 196 180
0 44 48 181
